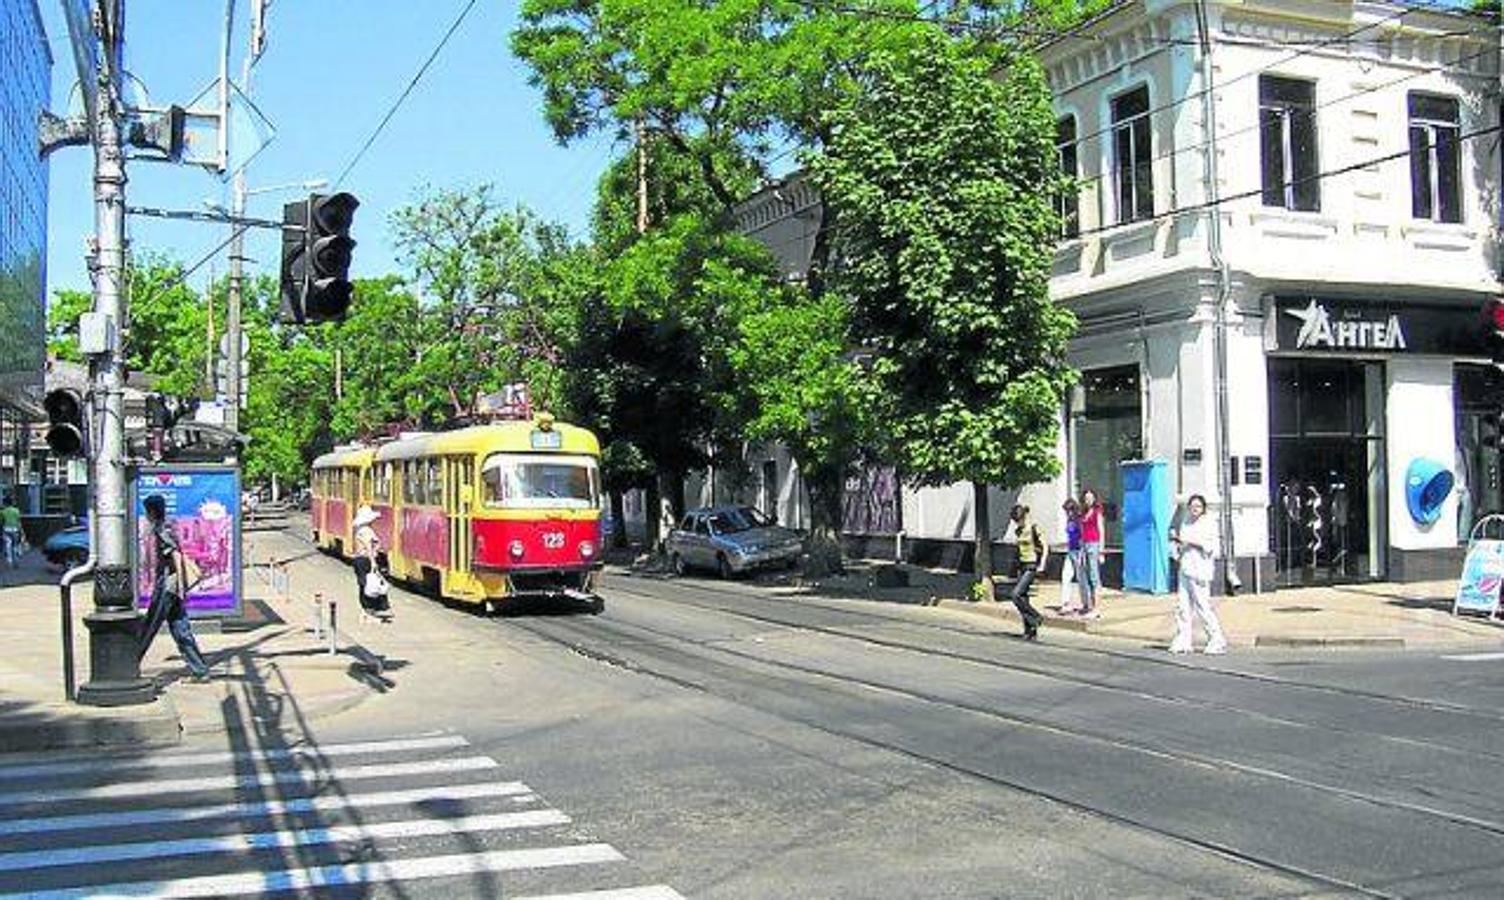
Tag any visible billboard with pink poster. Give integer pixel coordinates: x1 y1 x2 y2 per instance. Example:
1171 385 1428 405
132 466 242 618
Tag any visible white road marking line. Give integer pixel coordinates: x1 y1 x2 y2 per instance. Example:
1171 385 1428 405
10 843 626 899
0 734 468 782
1440 651 1504 661
518 887 688 900
0 780 531 837
0 757 499 807
0 809 570 872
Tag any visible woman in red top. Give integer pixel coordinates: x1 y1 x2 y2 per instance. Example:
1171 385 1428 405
1079 489 1103 616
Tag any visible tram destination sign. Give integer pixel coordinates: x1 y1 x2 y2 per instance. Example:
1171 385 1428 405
1272 296 1492 356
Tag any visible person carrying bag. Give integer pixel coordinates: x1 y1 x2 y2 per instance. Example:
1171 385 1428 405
352 505 393 623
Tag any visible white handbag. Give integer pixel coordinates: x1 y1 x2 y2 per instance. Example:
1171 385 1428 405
363 569 390 599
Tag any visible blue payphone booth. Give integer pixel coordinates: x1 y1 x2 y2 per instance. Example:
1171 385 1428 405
1120 459 1172 594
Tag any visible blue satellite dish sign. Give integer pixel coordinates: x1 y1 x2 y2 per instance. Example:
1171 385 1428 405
1405 458 1454 526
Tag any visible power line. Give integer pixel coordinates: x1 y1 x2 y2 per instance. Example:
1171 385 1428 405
1068 120 1502 239
749 115 1502 262
1068 39 1498 198
333 0 480 189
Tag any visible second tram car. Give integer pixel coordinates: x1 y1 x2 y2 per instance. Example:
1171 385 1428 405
311 415 604 607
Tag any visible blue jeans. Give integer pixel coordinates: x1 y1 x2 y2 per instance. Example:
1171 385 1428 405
1081 542 1102 610
2 528 19 566
139 584 209 677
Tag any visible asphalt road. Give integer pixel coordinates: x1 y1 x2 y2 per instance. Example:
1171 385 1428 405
11 551 1504 899
334 566 1504 898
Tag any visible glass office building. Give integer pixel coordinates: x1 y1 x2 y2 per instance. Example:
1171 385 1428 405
0 0 51 503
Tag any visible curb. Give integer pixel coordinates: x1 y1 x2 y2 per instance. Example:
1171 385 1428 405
0 694 182 754
1254 635 1407 649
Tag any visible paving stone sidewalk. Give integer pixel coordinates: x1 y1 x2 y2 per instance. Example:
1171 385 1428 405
0 530 392 753
746 560 1504 649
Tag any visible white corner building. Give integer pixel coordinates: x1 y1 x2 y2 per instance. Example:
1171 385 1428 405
1043 0 1502 588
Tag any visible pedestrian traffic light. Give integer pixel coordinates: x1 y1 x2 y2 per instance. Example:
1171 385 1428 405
44 388 85 456
304 192 358 323
277 192 359 325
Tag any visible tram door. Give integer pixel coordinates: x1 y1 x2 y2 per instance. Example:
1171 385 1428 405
447 457 474 578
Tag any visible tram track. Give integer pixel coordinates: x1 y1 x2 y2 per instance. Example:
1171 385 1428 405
608 572 1504 726
502 604 1423 898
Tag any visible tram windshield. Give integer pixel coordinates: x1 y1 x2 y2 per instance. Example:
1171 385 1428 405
481 453 601 509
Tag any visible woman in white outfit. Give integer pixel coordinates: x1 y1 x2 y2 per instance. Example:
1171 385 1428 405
1169 494 1227 655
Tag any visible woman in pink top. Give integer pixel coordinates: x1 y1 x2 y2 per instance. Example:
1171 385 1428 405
1079 489 1103 615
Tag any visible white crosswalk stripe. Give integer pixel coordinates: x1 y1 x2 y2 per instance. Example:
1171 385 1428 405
0 732 685 899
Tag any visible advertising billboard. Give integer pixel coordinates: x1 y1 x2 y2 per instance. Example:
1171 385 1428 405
132 466 242 618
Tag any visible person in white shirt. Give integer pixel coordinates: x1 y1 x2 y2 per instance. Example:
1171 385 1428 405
1169 494 1228 655
352 505 392 622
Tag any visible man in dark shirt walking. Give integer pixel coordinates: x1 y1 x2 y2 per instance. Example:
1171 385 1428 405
138 494 210 680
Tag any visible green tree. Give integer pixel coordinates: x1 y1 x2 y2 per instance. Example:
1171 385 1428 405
811 30 1076 591
389 185 582 424
731 287 874 571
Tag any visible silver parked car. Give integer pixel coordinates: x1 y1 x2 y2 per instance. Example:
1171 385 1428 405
667 505 803 578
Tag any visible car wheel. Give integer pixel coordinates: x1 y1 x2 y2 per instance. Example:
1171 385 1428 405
63 547 88 569
717 553 734 580
671 553 686 576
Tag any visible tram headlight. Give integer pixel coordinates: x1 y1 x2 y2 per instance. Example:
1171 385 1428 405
508 539 526 560
579 540 596 559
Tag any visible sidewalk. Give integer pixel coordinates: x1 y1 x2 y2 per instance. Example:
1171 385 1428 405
0 531 386 754
745 560 1504 650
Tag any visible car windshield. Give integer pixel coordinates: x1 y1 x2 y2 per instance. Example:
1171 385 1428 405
481 454 600 509
707 507 772 535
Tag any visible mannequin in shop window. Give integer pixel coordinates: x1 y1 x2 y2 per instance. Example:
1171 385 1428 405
1304 484 1325 578
1329 482 1349 577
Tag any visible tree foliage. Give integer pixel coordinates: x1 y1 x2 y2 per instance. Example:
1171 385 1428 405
812 28 1075 578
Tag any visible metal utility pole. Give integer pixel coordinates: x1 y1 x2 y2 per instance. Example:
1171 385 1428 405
224 0 267 432
76 0 153 706
1195 0 1242 594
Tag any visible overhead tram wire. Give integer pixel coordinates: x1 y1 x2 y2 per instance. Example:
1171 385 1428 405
1069 119 1503 241
800 0 1473 160
749 113 1504 265
333 0 481 190
1069 37 1501 198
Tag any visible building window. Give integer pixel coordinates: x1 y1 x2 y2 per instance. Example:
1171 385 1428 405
1056 115 1080 238
1409 93 1461 224
1111 87 1153 224
1072 366 1143 546
1259 76 1319 212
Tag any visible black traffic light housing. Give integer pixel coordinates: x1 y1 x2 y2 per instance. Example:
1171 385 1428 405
44 388 85 456
1486 297 1504 365
278 192 358 325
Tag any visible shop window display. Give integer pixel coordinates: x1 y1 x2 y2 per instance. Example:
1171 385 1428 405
1268 359 1386 585
1073 366 1142 545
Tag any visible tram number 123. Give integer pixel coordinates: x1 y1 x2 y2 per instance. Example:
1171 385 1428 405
542 531 566 549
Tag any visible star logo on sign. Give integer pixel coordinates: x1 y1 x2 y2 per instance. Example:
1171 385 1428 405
1284 300 1331 348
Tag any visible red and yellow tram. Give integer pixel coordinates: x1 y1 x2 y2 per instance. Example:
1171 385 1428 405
310 415 604 607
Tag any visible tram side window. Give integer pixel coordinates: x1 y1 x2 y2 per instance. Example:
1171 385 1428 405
404 462 422 505
427 460 443 508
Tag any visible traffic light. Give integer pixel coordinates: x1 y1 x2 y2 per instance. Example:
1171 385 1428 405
279 198 308 325
278 192 359 325
1486 298 1504 364
44 388 85 456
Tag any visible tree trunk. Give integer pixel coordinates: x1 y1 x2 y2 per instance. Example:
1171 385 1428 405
801 464 847 577
665 469 688 524
609 489 627 549
973 481 995 601
644 479 662 556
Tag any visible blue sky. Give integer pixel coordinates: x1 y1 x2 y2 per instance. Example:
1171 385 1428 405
40 0 620 298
